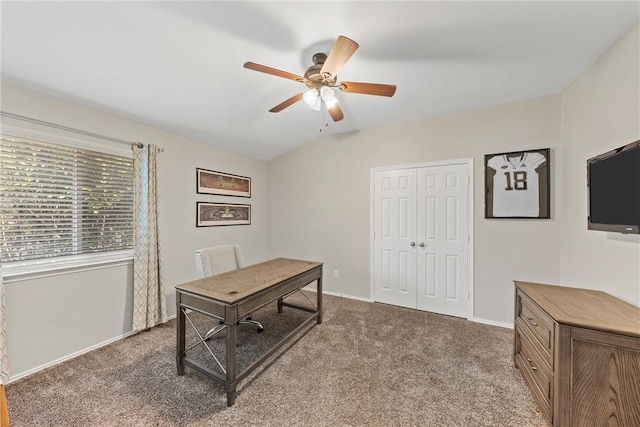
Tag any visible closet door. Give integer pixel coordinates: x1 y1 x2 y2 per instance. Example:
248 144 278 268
416 164 469 318
373 169 417 308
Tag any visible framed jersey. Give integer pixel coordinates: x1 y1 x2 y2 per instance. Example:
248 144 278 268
485 148 550 219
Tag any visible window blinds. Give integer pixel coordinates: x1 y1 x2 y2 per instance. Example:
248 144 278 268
0 135 134 263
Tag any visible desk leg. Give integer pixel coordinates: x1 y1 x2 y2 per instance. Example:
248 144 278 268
176 294 185 375
277 298 283 314
225 306 238 406
317 276 323 324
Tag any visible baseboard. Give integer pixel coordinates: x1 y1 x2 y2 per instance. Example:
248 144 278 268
304 285 510 327
302 285 374 303
8 314 177 383
469 317 513 329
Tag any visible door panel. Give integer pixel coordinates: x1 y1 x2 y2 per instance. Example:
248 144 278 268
416 164 469 317
374 169 417 308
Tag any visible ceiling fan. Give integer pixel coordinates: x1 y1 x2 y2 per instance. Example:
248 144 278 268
243 35 397 122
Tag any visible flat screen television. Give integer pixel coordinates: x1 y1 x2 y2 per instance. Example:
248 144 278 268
587 139 640 234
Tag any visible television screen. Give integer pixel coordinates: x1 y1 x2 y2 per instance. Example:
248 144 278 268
587 140 640 234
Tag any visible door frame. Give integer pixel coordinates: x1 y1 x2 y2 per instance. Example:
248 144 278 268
369 158 475 319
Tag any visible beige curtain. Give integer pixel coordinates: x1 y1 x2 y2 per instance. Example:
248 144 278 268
132 144 167 331
0 268 10 426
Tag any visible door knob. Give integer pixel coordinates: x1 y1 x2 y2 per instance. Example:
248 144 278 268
419 242 425 247
410 241 416 247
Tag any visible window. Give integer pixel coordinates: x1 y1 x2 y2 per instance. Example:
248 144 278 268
0 134 134 270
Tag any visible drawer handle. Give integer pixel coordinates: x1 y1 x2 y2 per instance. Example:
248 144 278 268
526 358 538 371
526 316 538 326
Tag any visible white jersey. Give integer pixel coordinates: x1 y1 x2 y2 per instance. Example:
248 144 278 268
487 152 546 217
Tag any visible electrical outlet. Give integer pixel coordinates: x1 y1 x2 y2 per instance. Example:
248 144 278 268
333 270 339 278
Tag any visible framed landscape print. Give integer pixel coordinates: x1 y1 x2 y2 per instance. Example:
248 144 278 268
485 148 550 219
196 168 251 198
196 202 251 227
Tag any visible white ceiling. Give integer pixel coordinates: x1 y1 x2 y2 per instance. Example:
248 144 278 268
1 1 638 161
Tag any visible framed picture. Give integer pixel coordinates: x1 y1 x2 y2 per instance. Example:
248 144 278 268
196 202 251 227
196 168 251 198
485 148 550 219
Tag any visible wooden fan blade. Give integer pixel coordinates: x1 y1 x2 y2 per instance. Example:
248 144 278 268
320 36 359 79
338 81 397 97
244 62 306 83
327 103 344 122
269 93 303 113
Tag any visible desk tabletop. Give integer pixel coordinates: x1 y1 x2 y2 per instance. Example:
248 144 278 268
175 258 323 304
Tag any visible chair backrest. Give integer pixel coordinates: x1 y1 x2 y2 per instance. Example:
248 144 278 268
195 244 246 278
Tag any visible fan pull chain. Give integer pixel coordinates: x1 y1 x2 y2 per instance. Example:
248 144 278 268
318 104 329 133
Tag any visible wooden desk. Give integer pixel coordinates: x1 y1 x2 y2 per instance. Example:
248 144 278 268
175 258 323 406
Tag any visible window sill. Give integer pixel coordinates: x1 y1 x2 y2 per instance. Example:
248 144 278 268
1 250 134 283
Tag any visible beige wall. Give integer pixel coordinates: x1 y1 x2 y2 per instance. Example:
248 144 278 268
560 24 640 305
268 95 563 325
1 82 269 378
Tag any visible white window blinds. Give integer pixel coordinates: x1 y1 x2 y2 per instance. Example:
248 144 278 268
0 135 134 263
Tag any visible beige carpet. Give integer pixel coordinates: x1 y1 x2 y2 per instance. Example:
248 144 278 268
6 292 546 426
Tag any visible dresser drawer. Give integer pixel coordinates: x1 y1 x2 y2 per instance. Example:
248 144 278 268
515 323 553 424
516 290 554 367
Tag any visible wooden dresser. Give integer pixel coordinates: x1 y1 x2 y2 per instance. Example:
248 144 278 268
513 281 640 426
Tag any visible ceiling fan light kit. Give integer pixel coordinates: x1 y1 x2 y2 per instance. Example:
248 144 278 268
320 86 337 108
244 35 396 123
303 88 321 111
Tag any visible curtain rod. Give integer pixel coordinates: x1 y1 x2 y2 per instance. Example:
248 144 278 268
1 111 142 148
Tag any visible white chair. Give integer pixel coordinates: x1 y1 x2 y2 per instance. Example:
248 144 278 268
195 244 264 338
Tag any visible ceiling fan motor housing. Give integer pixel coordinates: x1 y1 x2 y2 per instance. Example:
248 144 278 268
304 53 335 88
